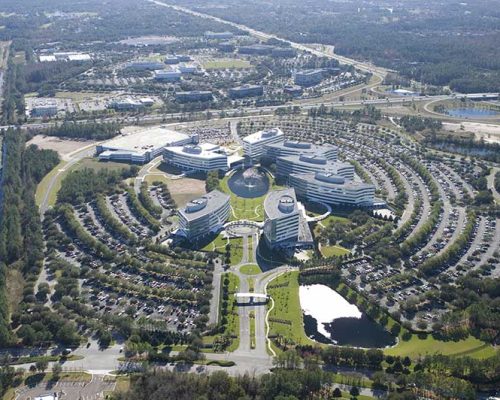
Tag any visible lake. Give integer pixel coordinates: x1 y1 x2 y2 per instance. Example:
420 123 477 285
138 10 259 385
445 108 499 119
300 284 396 348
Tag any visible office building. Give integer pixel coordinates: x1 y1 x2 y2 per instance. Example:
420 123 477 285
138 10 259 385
177 190 231 240
31 99 58 117
205 31 234 40
218 42 235 52
229 84 263 99
175 91 213 103
243 128 284 161
294 69 323 87
163 143 228 172
271 47 297 58
263 188 313 249
264 140 338 162
284 85 303 97
154 69 182 82
126 60 165 70
276 154 354 181
290 172 375 207
238 44 274 55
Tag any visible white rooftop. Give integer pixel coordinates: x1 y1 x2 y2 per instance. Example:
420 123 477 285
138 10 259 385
166 142 226 160
243 128 284 145
101 126 190 155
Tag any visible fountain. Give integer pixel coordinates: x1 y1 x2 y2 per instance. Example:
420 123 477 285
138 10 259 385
227 167 270 198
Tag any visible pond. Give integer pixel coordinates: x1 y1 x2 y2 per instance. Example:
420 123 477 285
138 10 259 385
227 168 270 199
300 284 396 348
444 108 499 119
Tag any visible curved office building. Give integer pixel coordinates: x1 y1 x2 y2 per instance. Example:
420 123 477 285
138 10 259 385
276 154 354 182
177 190 231 240
290 172 375 207
264 140 338 162
242 128 284 162
163 143 228 172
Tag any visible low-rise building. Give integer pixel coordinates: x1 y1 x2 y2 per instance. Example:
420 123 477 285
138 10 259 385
264 140 338 162
154 69 182 82
175 90 213 103
108 97 145 111
294 69 323 87
177 190 231 240
229 84 263 99
263 188 313 249
126 60 165 70
284 85 303 97
238 44 275 55
243 127 284 161
31 99 58 117
205 31 234 40
290 172 375 207
218 42 235 52
163 143 228 172
276 154 354 181
271 47 297 58
178 63 199 74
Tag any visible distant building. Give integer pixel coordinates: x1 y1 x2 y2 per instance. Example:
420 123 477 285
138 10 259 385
178 63 199 74
229 84 263 99
263 188 313 249
205 31 234 40
163 143 228 172
264 140 338 162
154 69 182 82
97 126 192 164
108 97 145 111
276 154 354 182
283 85 303 97
164 56 180 65
218 42 235 52
175 91 213 103
294 69 323 87
177 190 231 240
31 99 58 117
39 52 91 62
271 47 297 58
126 60 165 70
238 44 275 55
290 172 375 207
242 128 284 161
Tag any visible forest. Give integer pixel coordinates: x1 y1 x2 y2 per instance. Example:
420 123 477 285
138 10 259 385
0 129 60 346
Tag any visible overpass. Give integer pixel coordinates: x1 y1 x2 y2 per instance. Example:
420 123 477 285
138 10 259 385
234 292 269 305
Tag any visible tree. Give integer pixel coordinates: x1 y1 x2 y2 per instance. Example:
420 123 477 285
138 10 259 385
52 363 62 380
349 386 360 398
332 387 342 398
35 360 48 373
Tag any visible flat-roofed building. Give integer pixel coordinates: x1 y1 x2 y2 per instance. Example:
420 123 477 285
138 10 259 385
271 47 297 58
263 188 313 249
177 190 231 240
31 99 58 117
126 60 165 70
264 140 338 162
175 90 213 103
276 154 354 181
163 143 228 172
97 126 192 164
284 85 303 97
290 172 375 207
154 69 182 82
294 69 323 87
238 44 275 55
205 31 234 40
243 127 284 161
108 97 145 111
229 84 263 99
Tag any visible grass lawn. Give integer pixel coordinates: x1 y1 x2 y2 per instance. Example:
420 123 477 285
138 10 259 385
202 58 252 70
229 237 244 265
55 91 105 102
320 244 350 257
267 271 315 346
250 311 256 349
385 333 496 359
201 233 228 253
225 272 240 352
239 263 262 275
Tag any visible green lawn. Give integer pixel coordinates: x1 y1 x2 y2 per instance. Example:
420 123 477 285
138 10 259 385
239 263 262 275
225 272 240 352
267 271 315 346
202 58 252 70
250 311 256 349
320 244 350 257
201 233 228 253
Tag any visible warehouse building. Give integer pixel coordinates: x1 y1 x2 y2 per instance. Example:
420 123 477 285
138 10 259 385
97 126 192 164
177 190 231 240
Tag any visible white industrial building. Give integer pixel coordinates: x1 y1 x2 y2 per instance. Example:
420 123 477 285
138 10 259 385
290 172 376 207
30 98 58 117
97 126 192 164
154 68 182 82
126 60 165 70
163 143 229 172
177 190 231 240
242 128 284 162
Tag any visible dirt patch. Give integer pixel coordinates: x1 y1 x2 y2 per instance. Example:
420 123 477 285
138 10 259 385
6 267 24 314
166 177 206 205
27 135 97 158
442 122 500 144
